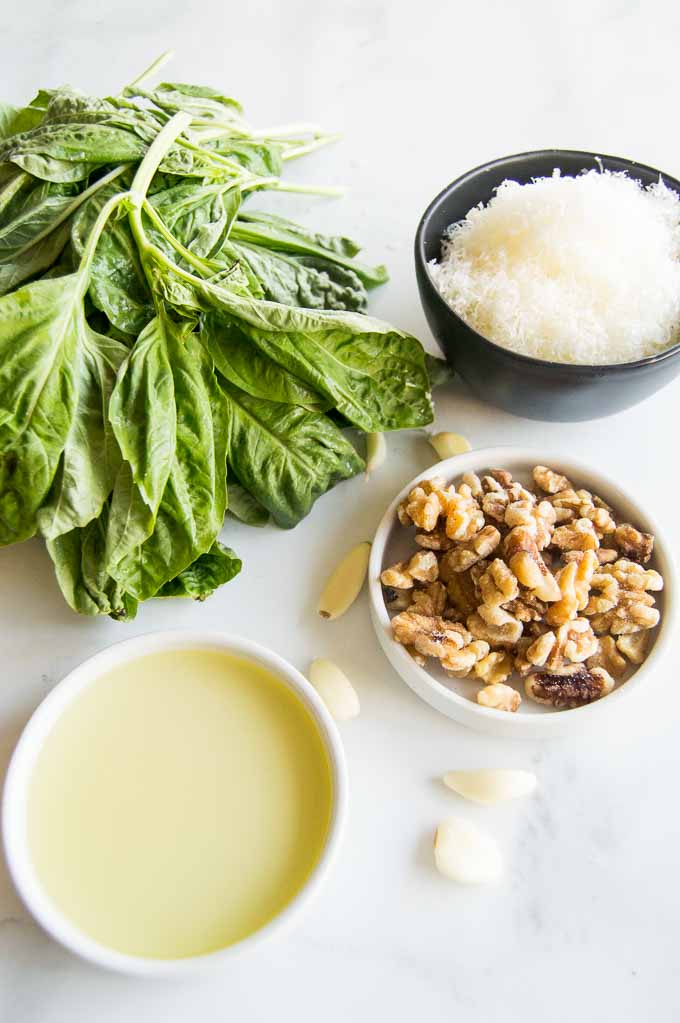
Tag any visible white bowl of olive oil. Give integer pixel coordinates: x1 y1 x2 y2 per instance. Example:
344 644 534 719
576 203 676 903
2 631 347 976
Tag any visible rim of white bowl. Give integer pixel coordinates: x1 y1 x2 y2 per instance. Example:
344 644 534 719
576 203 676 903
2 630 348 976
368 446 677 739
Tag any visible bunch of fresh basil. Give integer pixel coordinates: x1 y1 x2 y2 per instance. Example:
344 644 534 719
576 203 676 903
0 55 436 619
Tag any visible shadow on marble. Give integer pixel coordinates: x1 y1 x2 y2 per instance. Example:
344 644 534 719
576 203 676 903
0 538 80 630
413 828 438 876
0 710 32 924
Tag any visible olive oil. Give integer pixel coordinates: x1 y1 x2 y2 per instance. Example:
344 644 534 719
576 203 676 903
27 649 333 959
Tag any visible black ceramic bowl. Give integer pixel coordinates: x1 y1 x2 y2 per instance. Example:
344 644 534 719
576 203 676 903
415 149 680 421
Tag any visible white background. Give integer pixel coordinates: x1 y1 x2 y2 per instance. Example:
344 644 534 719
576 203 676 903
1 2 679 1020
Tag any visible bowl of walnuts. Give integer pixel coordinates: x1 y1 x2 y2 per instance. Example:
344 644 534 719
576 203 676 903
368 448 675 737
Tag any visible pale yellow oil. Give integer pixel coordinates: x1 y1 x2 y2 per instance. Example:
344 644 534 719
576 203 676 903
27 649 333 959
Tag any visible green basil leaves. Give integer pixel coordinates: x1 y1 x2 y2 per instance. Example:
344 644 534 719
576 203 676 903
0 56 437 618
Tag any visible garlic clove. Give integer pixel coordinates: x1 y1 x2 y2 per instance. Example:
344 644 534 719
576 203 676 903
309 659 360 721
365 432 386 477
443 769 537 806
433 817 502 884
317 541 371 620
428 431 471 461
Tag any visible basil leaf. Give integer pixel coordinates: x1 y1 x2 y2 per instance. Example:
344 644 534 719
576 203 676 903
107 317 229 600
26 89 53 112
142 82 243 120
104 313 180 569
0 183 79 258
0 167 32 218
39 89 158 133
72 185 153 333
231 241 367 311
0 102 44 140
0 177 88 295
49 523 113 616
236 210 362 258
198 295 432 433
37 87 106 121
0 271 109 545
200 312 329 410
226 482 269 527
148 180 240 259
38 329 127 539
231 213 387 288
0 123 145 182
208 138 282 177
157 147 230 180
48 508 138 620
206 240 264 297
219 375 363 528
156 541 241 599
0 217 72 296
41 240 76 281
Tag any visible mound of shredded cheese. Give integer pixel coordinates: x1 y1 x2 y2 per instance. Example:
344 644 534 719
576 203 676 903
429 170 680 364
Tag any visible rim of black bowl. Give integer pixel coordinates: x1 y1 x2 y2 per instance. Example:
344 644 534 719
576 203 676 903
415 148 680 375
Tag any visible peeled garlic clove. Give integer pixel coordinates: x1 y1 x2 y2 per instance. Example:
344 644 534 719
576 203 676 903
365 432 386 477
428 431 471 460
317 541 371 620
434 818 502 884
443 769 537 806
309 659 360 721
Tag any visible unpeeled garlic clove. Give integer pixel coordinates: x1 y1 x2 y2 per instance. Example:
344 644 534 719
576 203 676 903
317 541 371 620
309 659 360 721
434 817 502 884
365 432 386 477
428 431 471 460
443 769 537 806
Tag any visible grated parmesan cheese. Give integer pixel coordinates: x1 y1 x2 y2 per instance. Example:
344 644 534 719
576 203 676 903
429 170 680 364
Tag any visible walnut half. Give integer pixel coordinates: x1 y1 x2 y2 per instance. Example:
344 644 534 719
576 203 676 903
614 523 654 565
525 665 615 708
477 683 521 712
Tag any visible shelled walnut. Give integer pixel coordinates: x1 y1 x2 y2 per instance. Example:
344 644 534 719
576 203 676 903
383 465 663 713
524 665 615 708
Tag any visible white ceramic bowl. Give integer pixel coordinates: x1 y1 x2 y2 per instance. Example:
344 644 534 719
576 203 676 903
369 447 676 738
2 631 348 976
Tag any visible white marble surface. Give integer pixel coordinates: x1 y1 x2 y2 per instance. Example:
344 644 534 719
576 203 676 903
1 1 680 1019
